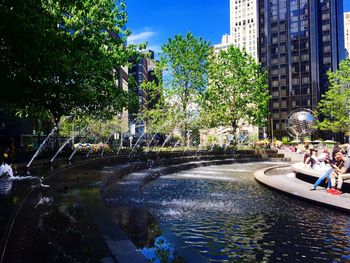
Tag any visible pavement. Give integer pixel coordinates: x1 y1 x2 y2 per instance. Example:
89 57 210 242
277 149 304 163
254 163 350 213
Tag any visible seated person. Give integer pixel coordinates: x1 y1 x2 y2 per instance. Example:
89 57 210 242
304 149 317 168
310 150 341 191
304 150 311 165
329 152 349 194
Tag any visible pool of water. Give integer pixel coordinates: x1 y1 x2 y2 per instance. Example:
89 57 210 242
141 162 350 262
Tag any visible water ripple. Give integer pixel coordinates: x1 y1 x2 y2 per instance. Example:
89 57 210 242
142 162 350 262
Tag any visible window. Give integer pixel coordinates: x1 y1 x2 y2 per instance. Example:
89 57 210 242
292 78 300 85
280 88 287 96
323 45 331 52
274 122 280 130
302 76 309 84
272 112 279 118
279 67 287 75
272 80 279 87
323 35 331 42
301 54 309 61
280 56 286 63
323 56 331 64
271 57 279 64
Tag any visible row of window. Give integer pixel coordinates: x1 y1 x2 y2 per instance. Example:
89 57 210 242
271 99 311 110
271 87 312 97
234 18 254 26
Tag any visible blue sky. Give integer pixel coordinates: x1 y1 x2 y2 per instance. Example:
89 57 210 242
126 1 350 54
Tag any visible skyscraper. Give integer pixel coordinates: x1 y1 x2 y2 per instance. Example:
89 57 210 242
230 0 258 59
258 0 346 139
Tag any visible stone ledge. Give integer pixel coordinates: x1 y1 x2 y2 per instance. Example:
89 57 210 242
254 165 350 213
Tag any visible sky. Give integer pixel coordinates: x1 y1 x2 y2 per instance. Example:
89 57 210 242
126 1 350 54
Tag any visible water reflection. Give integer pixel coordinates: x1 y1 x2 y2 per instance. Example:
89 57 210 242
141 236 184 263
142 162 350 262
0 180 12 195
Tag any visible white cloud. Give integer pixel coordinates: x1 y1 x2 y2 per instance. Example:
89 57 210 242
128 28 163 56
128 29 157 44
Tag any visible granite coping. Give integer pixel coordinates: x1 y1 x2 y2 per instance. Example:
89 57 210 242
254 164 350 213
291 162 328 177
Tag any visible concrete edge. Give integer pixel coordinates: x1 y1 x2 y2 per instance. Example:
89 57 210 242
254 165 350 213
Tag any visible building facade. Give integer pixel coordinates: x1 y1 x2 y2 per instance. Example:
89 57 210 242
345 12 350 57
258 0 346 139
230 0 258 59
213 34 235 51
129 50 159 135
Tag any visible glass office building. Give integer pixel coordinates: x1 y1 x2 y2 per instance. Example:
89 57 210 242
258 0 346 138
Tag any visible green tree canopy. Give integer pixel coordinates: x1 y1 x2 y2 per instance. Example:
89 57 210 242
135 60 176 135
202 46 270 135
160 32 210 141
317 58 350 132
0 0 139 125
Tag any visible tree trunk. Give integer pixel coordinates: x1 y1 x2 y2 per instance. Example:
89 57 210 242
182 84 189 145
231 122 238 146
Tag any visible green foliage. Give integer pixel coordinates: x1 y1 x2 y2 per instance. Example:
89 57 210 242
0 0 140 124
160 32 210 141
282 136 290 144
134 60 174 134
201 46 270 135
207 135 217 144
317 58 350 132
60 116 127 140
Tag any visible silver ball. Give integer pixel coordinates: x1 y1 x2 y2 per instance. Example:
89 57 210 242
286 109 317 137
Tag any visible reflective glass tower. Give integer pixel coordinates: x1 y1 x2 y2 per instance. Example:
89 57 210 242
258 0 346 138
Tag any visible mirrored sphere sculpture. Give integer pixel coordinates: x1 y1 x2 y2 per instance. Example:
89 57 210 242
286 108 317 138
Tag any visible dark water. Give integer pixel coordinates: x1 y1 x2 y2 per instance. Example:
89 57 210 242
3 161 350 262
141 162 350 262
0 162 119 263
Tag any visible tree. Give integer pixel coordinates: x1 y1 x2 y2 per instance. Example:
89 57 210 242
202 46 270 138
0 0 139 126
317 59 350 133
160 32 210 143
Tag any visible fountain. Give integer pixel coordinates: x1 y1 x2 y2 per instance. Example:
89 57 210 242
129 131 145 156
161 133 173 148
147 121 170 147
0 163 14 179
209 143 215 151
4 144 350 263
50 134 75 163
101 134 113 157
85 137 97 158
171 140 181 151
26 125 58 167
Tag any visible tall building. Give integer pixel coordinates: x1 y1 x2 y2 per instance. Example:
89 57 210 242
129 50 159 135
258 0 346 139
213 34 235 51
345 12 350 57
230 0 258 59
